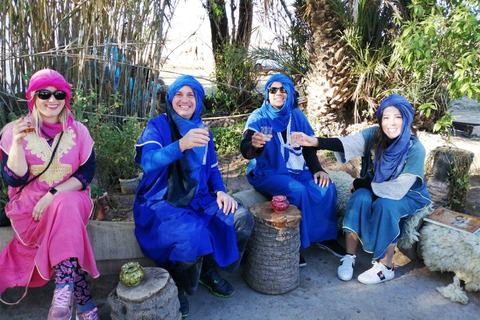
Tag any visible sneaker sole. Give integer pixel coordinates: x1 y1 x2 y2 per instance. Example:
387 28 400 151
357 273 395 285
337 271 353 281
316 243 346 258
198 280 235 298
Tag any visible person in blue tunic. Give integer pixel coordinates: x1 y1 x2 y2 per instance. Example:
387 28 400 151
292 94 432 284
133 75 254 318
240 73 345 267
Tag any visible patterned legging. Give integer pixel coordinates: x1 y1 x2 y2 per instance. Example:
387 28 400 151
54 257 92 306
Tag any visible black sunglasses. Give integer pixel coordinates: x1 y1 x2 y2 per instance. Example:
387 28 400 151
268 87 287 94
35 90 67 101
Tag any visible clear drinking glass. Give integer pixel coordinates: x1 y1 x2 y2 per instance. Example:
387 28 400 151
290 132 300 148
198 123 210 132
261 126 273 142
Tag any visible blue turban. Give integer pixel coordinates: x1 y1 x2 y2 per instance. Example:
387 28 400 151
259 74 298 132
166 75 205 136
373 94 415 182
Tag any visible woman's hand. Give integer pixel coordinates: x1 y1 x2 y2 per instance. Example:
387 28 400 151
7 118 30 176
179 128 210 152
251 132 267 149
290 132 319 147
216 191 238 215
313 171 332 188
11 117 31 146
32 192 55 221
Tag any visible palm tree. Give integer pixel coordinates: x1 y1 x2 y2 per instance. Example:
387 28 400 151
299 0 355 136
299 0 411 136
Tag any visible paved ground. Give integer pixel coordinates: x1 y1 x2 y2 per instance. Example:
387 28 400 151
1 234 479 320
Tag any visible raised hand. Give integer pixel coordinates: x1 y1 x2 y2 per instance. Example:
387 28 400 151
179 128 210 152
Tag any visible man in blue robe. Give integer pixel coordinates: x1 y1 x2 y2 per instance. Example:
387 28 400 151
133 75 254 318
241 74 344 267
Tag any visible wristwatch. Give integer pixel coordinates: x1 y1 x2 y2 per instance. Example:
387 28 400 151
49 188 58 196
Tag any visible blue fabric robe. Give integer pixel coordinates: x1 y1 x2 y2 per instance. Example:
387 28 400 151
133 114 239 269
245 108 338 248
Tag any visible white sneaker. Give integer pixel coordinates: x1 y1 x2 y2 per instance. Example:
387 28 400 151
337 254 356 281
357 261 395 284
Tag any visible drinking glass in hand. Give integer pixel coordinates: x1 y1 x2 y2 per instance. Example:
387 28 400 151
261 126 273 142
198 123 210 132
290 132 300 148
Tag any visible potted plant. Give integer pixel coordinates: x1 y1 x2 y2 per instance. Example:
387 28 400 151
73 92 144 193
93 117 143 193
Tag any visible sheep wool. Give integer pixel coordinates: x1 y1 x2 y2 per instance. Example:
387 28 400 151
327 170 353 230
420 222 480 304
397 204 433 250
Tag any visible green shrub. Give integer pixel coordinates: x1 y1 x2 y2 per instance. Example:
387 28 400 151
211 122 245 156
73 89 145 191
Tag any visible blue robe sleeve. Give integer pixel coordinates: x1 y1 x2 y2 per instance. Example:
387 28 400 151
1 150 29 187
73 150 95 189
140 141 184 174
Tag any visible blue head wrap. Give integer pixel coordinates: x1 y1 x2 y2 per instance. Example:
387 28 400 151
165 75 207 207
373 94 415 182
166 75 205 135
259 74 298 132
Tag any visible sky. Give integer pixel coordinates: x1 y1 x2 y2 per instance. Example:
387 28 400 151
163 0 283 68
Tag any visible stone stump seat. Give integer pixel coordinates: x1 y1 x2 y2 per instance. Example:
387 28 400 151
108 267 181 320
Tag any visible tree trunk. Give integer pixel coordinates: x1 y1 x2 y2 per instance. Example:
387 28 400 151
206 0 229 67
301 0 355 137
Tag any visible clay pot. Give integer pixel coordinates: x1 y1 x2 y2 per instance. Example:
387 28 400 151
118 177 139 194
119 262 145 286
270 195 289 213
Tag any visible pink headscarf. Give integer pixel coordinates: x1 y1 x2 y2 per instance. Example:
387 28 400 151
26 69 74 138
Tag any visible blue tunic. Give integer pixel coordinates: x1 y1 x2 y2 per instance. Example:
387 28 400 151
337 126 432 259
133 114 239 269
245 108 338 248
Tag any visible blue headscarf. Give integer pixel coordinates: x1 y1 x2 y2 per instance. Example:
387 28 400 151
373 94 414 182
258 74 298 132
165 75 207 207
166 75 205 134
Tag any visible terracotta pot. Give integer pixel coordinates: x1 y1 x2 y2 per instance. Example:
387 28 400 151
270 195 289 213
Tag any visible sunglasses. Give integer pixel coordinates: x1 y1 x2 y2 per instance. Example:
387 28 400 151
268 87 287 94
35 90 67 100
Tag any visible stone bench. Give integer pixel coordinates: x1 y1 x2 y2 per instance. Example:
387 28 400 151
0 221 156 275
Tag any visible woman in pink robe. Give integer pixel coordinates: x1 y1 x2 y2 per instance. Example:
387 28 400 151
0 69 100 320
